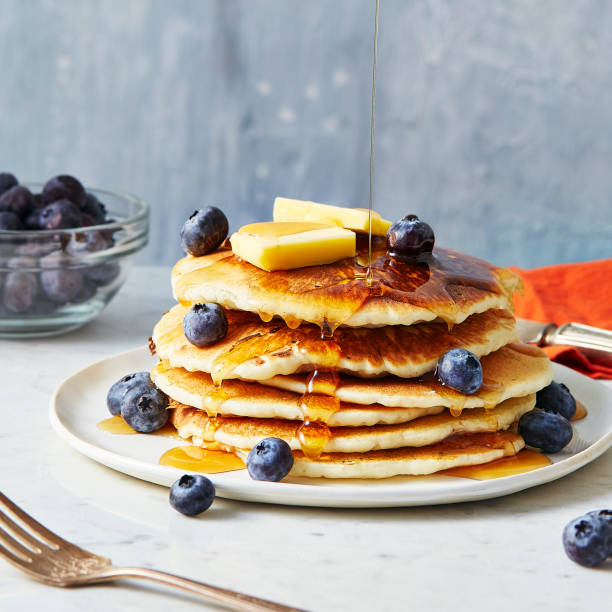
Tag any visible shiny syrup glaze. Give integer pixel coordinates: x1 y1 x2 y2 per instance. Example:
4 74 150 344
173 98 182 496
159 445 245 473
175 235 514 330
441 449 552 480
97 415 179 438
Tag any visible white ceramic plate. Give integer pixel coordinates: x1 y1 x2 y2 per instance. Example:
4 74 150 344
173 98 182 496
49 347 612 508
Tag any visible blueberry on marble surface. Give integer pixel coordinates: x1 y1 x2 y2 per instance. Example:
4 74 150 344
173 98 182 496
180 207 228 256
42 174 86 207
169 474 215 516
436 348 483 395
387 215 435 260
106 371 151 416
247 437 294 482
0 185 34 219
563 512 611 567
183 302 228 347
536 381 576 421
0 211 24 231
0 172 18 196
39 199 83 230
518 409 572 453
586 510 612 555
121 383 169 432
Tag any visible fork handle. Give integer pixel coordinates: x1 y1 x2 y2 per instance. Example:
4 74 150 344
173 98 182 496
93 566 303 611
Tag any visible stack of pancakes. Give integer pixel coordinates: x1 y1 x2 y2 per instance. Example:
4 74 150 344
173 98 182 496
151 236 553 479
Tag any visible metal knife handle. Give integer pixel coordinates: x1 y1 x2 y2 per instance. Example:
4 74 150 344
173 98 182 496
542 322 612 366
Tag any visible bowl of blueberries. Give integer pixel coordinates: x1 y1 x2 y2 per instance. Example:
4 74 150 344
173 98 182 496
0 172 148 337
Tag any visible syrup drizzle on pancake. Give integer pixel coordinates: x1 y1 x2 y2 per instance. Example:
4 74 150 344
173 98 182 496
174 238 517 331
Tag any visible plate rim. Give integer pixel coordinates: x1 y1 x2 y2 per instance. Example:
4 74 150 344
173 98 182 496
49 346 612 508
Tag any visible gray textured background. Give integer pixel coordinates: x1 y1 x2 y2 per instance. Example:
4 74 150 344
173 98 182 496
0 0 610 268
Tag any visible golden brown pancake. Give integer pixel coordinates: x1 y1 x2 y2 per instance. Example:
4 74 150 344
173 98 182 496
153 305 517 382
286 432 525 479
265 344 553 409
151 344 551 425
170 394 533 455
172 237 520 328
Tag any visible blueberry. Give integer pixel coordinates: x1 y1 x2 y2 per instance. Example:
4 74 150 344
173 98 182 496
81 192 107 224
71 276 97 303
42 175 86 207
563 513 611 567
39 199 83 230
23 209 43 230
0 185 34 219
247 437 294 482
3 271 39 313
536 381 576 421
180 207 228 256
84 261 120 286
121 383 169 432
518 409 573 453
106 371 151 416
586 510 612 554
437 348 483 395
183 303 228 347
169 474 215 516
387 215 435 260
65 230 110 256
0 211 24 231
0 172 18 196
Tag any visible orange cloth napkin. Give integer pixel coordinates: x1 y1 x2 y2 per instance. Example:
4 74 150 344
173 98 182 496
511 259 612 379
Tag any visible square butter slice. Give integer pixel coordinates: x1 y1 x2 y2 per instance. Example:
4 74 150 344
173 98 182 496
274 197 391 235
229 222 356 272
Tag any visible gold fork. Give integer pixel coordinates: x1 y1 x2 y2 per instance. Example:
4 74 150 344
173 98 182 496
0 491 302 611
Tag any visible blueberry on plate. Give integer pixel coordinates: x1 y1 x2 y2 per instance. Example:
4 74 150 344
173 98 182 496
121 383 169 432
563 512 611 567
387 215 435 260
180 207 228 256
247 437 294 482
0 211 24 231
39 199 83 230
0 185 34 219
183 302 228 347
169 474 215 516
518 409 573 453
106 371 151 416
0 172 18 196
536 381 576 420
42 174 86 207
437 348 483 395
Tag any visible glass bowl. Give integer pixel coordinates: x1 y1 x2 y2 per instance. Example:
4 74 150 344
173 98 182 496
0 185 148 338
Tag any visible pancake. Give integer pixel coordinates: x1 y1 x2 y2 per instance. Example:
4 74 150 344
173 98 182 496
153 305 517 382
265 344 553 410
151 344 552 425
172 237 520 328
169 394 534 455
287 432 525 479
152 363 445 426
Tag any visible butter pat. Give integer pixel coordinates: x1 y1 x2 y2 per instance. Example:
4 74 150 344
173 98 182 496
273 197 391 236
229 222 356 272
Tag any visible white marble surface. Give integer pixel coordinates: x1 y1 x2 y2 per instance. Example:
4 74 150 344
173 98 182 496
1 266 611 612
